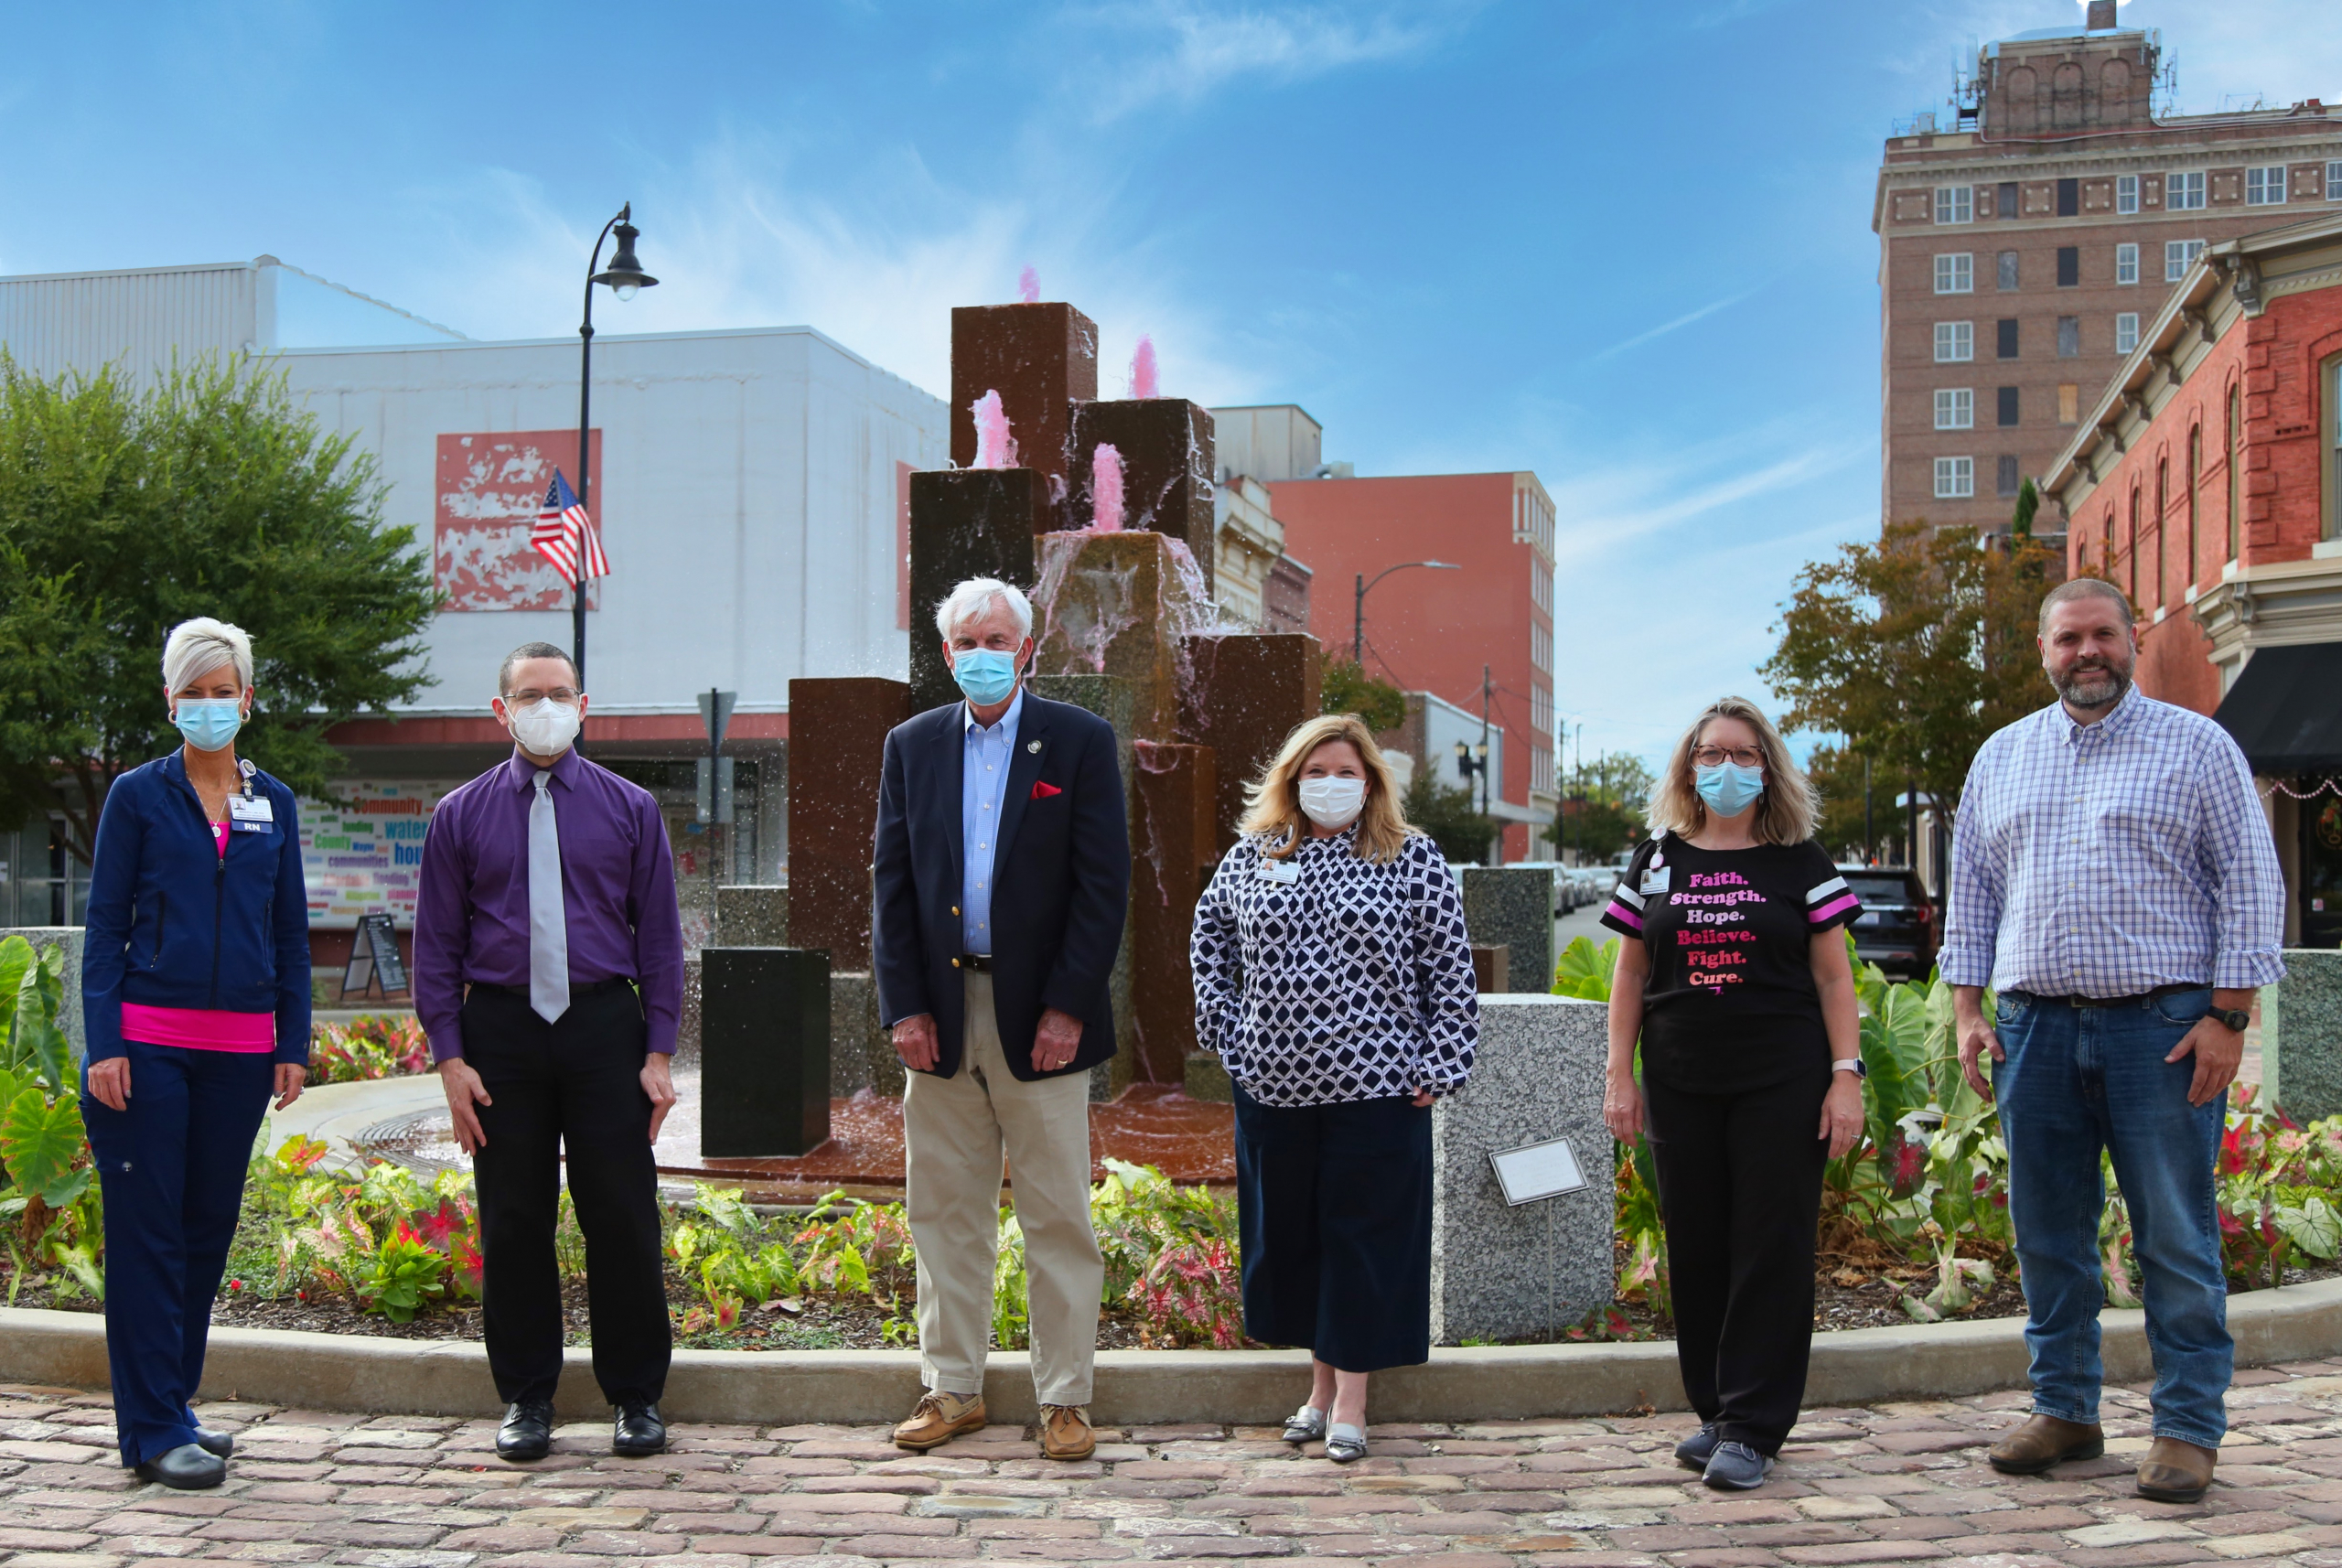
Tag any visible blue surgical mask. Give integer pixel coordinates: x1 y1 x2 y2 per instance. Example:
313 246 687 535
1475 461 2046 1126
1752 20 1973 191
173 698 244 753
1695 761 1764 818
951 647 1021 707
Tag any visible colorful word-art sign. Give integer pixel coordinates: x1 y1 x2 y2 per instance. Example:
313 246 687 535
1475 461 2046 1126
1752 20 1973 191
435 429 603 612
299 781 459 929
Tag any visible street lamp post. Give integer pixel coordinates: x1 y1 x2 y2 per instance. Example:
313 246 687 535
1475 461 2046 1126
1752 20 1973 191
573 203 659 695
1351 559 1460 665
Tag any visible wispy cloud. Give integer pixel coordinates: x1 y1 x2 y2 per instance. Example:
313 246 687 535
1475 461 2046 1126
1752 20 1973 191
1548 435 1870 569
1072 2 1474 121
1585 286 1761 364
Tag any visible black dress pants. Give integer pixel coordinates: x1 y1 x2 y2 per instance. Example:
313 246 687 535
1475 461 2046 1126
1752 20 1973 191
1232 1083 1433 1373
1644 1065 1831 1455
462 984 670 1406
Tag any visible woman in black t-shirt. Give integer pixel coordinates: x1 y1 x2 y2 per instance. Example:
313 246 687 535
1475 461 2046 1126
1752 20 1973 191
1600 696 1865 1492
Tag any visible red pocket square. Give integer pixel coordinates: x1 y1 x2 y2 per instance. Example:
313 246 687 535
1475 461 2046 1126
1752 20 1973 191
1030 780 1063 800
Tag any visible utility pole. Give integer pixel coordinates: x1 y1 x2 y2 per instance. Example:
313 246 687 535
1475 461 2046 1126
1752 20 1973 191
1863 754 1875 865
1478 664 1493 819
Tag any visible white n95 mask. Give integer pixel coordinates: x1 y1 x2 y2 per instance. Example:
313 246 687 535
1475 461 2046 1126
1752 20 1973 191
508 698 582 755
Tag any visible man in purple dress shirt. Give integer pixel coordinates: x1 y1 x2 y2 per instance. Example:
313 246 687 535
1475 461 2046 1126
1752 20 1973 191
414 642 684 1462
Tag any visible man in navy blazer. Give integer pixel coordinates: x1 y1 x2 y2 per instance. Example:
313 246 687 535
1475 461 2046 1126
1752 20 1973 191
873 576 1129 1462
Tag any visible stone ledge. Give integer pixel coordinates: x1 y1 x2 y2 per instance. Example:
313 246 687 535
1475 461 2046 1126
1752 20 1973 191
5 1273 2336 1425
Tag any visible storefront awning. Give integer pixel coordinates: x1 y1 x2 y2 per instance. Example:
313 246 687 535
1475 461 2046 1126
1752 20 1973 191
2213 643 2342 774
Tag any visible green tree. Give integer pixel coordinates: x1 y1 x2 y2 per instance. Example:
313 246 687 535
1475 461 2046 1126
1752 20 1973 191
2011 477 2039 540
0 356 440 861
1762 519 2054 825
1402 771 1498 865
1318 651 1408 733
1542 750 1656 859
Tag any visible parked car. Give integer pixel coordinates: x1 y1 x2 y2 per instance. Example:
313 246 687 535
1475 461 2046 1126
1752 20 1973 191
1836 865 1938 978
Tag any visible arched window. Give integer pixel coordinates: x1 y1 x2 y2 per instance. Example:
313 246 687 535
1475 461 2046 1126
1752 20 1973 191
2102 506 2115 572
2154 458 2168 608
2127 486 2141 602
2186 425 2201 591
2228 386 2244 560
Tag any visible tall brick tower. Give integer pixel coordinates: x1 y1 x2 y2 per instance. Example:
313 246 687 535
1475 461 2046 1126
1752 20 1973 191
1874 5 2342 539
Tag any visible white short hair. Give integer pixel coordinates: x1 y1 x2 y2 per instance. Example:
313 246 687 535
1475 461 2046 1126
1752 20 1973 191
933 577 1033 641
162 618 254 694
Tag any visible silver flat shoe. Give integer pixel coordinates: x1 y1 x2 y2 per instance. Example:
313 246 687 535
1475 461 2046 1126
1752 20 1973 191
1326 1422 1368 1463
1282 1404 1327 1444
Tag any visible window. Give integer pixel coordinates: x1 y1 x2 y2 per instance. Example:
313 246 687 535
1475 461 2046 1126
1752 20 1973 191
2246 166 2288 206
1997 251 2020 290
2165 239 2205 282
2227 386 2242 560
1936 253 1973 294
2168 169 2207 210
2057 177 2079 217
2126 488 2140 602
1997 456 2022 498
2186 426 2201 589
2059 383 2080 424
2116 242 2140 285
2326 355 2341 542
2057 246 2080 287
2057 317 2081 357
1997 386 2020 426
2330 161 2342 202
1935 456 1974 498
1997 318 2020 359
1936 185 1973 224
2115 313 2140 355
2153 459 2167 608
1998 181 2019 218
1935 321 1974 361
1936 389 1974 429
2116 174 2140 214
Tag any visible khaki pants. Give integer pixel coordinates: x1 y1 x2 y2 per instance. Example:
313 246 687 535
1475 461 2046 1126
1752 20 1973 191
902 972 1102 1405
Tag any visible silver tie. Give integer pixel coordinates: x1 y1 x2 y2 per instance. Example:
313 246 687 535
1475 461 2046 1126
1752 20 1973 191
529 770 570 1024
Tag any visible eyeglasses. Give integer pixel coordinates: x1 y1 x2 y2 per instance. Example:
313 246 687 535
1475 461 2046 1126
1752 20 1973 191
1692 746 1764 768
510 689 580 704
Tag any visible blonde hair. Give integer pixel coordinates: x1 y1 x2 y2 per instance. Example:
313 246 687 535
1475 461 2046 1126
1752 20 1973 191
1647 696 1819 847
162 617 253 694
1238 713 1414 865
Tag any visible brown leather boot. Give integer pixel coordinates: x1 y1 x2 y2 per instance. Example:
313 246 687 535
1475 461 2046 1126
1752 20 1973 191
891 1390 985 1451
2136 1436 2217 1503
1987 1413 2106 1474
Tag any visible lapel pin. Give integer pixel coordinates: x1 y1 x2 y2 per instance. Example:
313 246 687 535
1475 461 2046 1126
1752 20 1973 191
1026 740 1043 753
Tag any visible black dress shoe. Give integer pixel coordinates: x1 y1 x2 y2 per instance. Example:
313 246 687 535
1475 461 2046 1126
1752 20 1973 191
496 1399 555 1461
613 1401 666 1456
192 1424 233 1459
134 1443 226 1490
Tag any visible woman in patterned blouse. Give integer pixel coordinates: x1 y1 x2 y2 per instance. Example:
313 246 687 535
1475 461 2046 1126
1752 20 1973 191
1191 713 1480 1463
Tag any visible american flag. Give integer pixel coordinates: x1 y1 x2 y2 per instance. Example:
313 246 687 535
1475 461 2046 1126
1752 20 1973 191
531 468 609 585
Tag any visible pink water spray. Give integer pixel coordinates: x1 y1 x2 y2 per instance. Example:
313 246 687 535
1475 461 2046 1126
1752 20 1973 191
1090 444 1125 532
1017 266 1040 304
1131 334 1158 399
972 390 1017 469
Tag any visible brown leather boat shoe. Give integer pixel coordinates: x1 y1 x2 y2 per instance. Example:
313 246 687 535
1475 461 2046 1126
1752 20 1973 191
892 1390 985 1451
1039 1403 1096 1461
2137 1436 2217 1503
1987 1413 2106 1474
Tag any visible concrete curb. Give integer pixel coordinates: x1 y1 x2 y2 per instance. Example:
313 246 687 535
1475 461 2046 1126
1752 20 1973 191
5 1276 2337 1424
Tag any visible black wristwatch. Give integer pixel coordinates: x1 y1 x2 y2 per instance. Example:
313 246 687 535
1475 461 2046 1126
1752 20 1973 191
2212 1006 2252 1033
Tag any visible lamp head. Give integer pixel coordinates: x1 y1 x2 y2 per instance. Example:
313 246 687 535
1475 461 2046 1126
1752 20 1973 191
593 213 659 301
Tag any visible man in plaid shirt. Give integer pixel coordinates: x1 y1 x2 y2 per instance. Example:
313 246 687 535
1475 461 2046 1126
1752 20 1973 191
1943 578 2285 1505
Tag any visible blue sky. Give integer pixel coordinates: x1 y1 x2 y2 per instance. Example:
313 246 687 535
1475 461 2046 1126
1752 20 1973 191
5 0 2335 766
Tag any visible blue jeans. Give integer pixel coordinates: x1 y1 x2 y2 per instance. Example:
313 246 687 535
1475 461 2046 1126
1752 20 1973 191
1994 987 2229 1448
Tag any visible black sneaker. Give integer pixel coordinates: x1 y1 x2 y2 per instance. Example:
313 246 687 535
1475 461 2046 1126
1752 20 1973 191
1674 1423 1722 1471
1703 1440 1774 1491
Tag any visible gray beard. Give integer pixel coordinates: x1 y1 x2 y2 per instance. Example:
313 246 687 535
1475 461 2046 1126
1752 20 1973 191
2052 663 2131 710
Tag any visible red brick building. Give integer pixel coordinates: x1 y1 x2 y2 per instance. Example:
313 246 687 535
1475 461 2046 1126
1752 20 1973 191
1874 6 2341 538
1263 470 1558 862
2043 212 2342 944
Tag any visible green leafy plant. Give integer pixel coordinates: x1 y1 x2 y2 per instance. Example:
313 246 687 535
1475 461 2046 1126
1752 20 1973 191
307 1015 430 1084
359 1221 450 1323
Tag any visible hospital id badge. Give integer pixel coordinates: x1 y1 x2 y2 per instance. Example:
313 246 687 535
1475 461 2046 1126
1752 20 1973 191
1639 866 1671 896
228 795 274 823
1256 860 1301 885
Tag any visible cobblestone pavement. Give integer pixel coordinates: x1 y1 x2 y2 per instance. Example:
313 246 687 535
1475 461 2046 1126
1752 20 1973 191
4 1359 2342 1568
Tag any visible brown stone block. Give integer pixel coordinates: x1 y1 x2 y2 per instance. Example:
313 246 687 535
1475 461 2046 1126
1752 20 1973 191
908 469 1045 714
1176 633 1322 852
950 302 1098 495
1067 400 1216 594
785 677 912 972
1033 530 1210 742
1130 740 1217 1085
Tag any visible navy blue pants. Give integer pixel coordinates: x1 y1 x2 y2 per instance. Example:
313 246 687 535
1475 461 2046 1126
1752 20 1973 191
1232 1083 1433 1372
81 1040 274 1466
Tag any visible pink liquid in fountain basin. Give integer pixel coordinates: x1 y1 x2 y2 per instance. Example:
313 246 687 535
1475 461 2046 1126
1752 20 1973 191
1131 334 1159 399
972 389 1017 469
1090 443 1124 531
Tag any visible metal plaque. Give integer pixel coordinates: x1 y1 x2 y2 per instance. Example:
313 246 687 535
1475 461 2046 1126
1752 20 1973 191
1488 1135 1588 1207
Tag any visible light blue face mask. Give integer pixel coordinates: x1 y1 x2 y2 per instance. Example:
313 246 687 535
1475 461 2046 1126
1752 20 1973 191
951 646 1022 707
173 698 245 753
1695 760 1765 818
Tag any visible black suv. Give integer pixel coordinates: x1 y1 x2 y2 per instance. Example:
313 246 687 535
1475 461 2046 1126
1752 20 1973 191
1836 865 1938 978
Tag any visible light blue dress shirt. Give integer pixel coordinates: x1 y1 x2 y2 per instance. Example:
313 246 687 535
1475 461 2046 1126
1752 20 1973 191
960 689 1024 955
